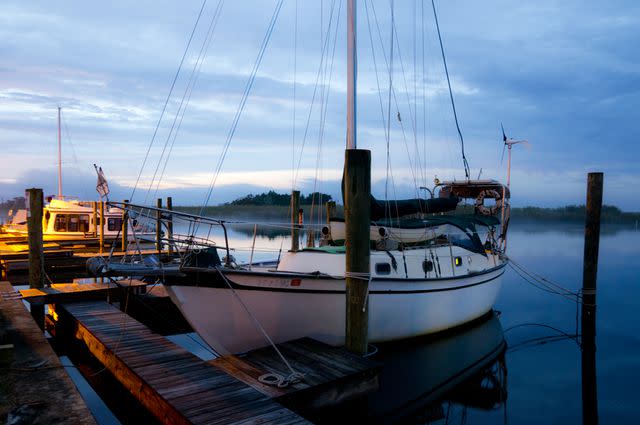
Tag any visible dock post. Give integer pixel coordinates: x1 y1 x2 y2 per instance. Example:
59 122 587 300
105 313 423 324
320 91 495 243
166 197 173 256
156 198 163 254
26 188 45 329
581 172 602 425
326 201 336 224
92 201 98 237
291 191 300 251
121 199 129 253
344 149 371 355
99 201 105 254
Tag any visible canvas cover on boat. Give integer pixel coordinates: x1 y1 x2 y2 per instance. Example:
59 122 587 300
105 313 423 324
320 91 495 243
375 214 498 254
341 175 459 221
369 196 459 221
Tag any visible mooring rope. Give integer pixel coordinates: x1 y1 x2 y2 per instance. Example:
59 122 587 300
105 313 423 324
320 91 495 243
216 268 304 387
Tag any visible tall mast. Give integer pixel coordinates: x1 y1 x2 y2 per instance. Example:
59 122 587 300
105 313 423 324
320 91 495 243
57 106 62 199
346 0 357 149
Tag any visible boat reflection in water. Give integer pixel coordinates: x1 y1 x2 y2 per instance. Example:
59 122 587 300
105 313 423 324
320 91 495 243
306 311 507 424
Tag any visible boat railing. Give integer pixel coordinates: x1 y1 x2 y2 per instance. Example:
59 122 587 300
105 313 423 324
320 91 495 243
108 201 232 266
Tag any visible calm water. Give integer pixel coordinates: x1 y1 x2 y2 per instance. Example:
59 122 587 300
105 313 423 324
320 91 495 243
60 219 639 424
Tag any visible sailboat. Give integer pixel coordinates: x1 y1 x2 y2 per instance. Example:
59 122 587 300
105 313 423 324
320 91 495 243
0 107 152 244
162 1 510 355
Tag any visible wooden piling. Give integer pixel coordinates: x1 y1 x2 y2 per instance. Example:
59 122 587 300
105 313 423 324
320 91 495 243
291 191 300 252
581 172 602 425
156 198 163 254
121 199 129 253
26 188 44 328
326 201 336 224
92 201 98 237
344 149 371 355
166 197 173 256
99 201 105 254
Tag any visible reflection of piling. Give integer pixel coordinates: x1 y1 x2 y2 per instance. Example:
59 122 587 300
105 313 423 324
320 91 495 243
291 191 300 252
581 172 602 425
27 188 44 329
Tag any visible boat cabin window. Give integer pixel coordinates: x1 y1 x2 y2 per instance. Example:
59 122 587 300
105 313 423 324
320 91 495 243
53 214 90 232
108 217 123 231
375 263 391 275
449 233 483 254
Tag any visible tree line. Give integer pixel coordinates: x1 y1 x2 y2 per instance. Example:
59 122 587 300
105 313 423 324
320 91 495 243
226 190 333 206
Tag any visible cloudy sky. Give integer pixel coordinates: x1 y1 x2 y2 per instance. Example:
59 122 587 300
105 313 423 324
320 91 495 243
1 0 638 210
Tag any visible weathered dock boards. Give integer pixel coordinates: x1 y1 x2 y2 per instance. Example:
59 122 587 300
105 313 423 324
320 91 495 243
55 301 310 425
0 281 96 424
20 279 149 304
211 338 380 408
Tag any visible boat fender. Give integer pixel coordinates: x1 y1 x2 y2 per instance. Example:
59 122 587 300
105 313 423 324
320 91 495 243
475 190 503 215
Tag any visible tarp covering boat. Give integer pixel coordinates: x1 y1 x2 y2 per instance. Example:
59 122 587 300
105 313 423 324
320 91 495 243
369 196 460 221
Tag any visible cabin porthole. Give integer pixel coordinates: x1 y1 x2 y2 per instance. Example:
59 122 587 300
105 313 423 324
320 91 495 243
375 263 391 275
454 256 463 267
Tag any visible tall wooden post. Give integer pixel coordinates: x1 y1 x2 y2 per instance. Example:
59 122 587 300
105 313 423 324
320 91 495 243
99 201 105 254
156 198 163 254
92 201 98 237
291 191 300 251
121 200 129 253
581 172 602 425
166 197 174 256
326 201 336 224
27 188 44 329
344 149 371 355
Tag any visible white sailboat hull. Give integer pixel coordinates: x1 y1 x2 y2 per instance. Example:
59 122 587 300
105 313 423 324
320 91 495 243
165 264 504 354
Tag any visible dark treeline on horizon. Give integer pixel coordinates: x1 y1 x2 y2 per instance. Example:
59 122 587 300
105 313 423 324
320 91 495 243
225 190 333 207
2 193 639 224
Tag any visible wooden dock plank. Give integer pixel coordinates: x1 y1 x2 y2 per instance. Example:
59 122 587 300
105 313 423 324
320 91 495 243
210 336 381 409
20 279 149 303
0 281 96 424
57 301 310 425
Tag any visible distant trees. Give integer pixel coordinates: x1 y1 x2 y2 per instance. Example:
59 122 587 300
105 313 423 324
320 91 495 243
0 196 26 211
513 204 639 223
226 191 333 206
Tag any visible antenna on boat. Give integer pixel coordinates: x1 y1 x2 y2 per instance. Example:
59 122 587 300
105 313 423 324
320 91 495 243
57 106 63 199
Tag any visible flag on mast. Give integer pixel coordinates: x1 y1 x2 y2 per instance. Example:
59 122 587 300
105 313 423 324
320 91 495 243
94 164 110 200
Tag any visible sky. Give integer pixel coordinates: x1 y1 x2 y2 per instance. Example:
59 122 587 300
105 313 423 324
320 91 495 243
1 0 639 210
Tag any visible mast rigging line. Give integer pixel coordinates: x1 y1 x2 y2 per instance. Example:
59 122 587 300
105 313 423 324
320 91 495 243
311 0 343 228
197 0 285 227
368 0 422 201
146 0 226 206
293 0 340 189
431 0 470 180
130 0 209 202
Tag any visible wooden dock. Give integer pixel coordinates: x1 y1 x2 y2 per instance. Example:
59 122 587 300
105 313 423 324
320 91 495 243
0 236 171 282
0 281 96 424
19 278 149 304
212 338 380 409
54 301 311 424
52 300 381 424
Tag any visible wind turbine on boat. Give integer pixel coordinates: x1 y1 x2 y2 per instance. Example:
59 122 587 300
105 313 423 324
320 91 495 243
500 123 529 188
499 124 529 251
